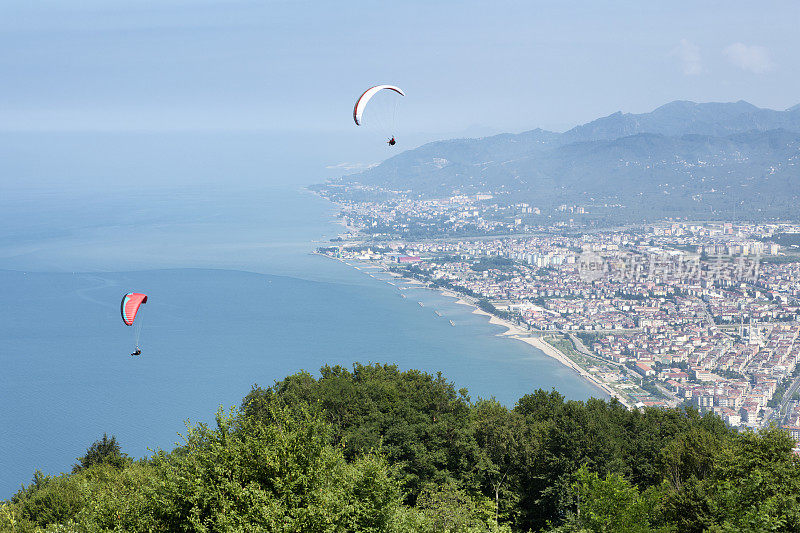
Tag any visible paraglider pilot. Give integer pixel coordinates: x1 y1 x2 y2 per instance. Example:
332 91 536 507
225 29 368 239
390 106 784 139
121 292 148 357
387 137 396 146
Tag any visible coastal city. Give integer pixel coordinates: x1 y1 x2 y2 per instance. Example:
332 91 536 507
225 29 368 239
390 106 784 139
7 0 800 528
317 187 800 437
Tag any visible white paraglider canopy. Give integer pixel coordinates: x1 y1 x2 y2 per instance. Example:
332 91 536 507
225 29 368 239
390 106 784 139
353 85 405 126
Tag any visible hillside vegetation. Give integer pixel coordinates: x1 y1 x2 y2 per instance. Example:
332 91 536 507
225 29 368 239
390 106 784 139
4 363 800 532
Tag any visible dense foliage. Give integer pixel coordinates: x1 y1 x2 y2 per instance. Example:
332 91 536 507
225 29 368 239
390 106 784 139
4 363 800 532
72 433 130 473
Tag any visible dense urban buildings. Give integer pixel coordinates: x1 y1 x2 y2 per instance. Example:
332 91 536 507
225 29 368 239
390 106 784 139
318 189 800 440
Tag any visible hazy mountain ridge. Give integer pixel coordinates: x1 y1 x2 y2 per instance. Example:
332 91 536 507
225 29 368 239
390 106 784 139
562 100 800 142
336 101 800 222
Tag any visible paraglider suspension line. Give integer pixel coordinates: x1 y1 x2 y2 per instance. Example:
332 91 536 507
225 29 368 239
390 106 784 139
392 99 399 138
134 316 144 349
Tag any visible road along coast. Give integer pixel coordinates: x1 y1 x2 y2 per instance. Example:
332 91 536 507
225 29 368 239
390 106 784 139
447 294 627 405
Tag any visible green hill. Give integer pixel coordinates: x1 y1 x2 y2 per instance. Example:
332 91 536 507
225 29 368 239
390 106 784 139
4 363 800 532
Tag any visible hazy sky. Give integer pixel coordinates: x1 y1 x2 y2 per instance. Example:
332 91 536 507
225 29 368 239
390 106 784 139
1 0 798 135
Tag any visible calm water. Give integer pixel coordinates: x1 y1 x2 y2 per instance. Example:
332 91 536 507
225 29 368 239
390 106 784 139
0 135 604 498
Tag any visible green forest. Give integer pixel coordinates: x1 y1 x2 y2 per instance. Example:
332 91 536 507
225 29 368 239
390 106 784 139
3 363 800 532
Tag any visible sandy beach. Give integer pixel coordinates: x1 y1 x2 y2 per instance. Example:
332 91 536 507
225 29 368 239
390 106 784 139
468 306 528 336
519 336 630 406
449 291 629 405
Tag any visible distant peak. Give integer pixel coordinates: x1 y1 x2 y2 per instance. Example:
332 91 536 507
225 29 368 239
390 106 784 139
653 100 759 113
732 100 758 109
520 127 556 135
654 100 697 111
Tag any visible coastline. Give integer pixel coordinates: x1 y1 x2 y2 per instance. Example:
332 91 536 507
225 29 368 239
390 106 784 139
520 336 630 407
310 195 628 406
354 259 624 403
449 295 627 404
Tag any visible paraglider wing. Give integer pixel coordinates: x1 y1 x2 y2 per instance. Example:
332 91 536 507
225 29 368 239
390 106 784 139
121 293 148 326
353 85 405 126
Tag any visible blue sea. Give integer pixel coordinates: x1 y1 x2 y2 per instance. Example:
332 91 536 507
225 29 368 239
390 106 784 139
0 132 605 498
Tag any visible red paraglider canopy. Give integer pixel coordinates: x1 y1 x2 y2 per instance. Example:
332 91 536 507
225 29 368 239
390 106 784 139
121 293 148 326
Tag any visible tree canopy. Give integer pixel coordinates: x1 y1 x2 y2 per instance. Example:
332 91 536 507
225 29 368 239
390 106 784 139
4 363 800 532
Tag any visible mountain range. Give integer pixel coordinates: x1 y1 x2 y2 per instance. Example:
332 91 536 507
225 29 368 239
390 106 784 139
330 101 800 223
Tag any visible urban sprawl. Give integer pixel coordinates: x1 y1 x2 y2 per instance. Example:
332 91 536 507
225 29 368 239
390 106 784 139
316 187 800 446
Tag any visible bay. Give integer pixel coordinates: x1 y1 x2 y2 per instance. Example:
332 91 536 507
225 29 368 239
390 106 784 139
0 134 605 498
